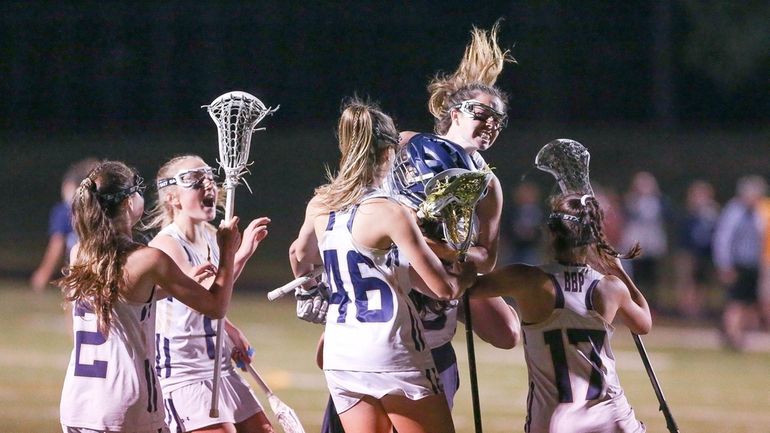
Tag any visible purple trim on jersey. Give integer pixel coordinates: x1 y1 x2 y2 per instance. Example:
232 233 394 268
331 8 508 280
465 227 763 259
346 205 359 232
164 397 184 433
430 340 457 373
548 274 565 309
406 303 425 351
155 334 171 378
422 310 448 330
326 211 336 231
584 279 600 311
144 359 158 412
425 367 440 394
203 318 216 359
181 246 194 263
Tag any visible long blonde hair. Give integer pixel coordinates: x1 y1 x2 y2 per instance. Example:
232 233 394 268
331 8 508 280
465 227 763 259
142 154 203 230
428 19 515 134
58 161 142 336
314 98 399 211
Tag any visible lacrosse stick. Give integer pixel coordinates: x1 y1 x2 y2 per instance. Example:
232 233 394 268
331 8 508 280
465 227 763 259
204 90 278 417
267 267 324 301
243 362 307 433
535 138 679 433
419 167 492 433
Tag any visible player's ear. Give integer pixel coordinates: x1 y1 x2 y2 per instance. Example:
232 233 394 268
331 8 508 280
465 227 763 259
167 189 181 208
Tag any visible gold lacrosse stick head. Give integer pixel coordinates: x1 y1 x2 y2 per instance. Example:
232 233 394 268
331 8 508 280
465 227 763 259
418 168 493 256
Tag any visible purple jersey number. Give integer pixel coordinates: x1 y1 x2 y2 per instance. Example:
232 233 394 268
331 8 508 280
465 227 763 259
543 328 607 403
324 249 394 323
73 302 108 378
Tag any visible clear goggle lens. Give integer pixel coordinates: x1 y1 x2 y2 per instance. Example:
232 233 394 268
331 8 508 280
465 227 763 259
454 99 508 130
158 166 217 189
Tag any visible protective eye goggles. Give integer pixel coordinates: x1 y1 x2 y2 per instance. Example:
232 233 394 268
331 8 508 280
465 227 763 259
157 166 217 189
453 99 508 130
98 174 146 206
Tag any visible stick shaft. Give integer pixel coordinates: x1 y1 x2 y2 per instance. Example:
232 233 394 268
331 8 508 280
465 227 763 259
210 186 235 417
246 363 274 395
267 267 324 301
632 334 679 433
463 292 483 433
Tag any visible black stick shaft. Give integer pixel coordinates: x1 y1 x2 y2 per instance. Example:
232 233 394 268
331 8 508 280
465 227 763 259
463 292 483 433
632 333 679 433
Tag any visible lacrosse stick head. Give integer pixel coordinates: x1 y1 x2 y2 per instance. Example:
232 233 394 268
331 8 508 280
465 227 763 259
535 139 593 196
418 168 493 256
203 91 279 189
268 394 307 433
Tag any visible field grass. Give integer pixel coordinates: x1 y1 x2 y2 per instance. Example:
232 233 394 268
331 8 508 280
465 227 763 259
1 280 769 433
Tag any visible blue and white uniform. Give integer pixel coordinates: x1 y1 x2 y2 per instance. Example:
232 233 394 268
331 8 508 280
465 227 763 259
522 262 645 433
60 293 166 433
394 133 490 408
320 190 441 413
154 223 262 432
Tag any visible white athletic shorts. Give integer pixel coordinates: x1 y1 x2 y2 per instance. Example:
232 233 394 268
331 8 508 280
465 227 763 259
162 373 263 432
62 427 169 433
324 368 443 414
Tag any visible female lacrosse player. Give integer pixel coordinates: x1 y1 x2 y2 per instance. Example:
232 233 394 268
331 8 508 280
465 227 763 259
471 193 650 433
145 155 273 433
390 20 520 409
291 98 476 433
58 160 241 433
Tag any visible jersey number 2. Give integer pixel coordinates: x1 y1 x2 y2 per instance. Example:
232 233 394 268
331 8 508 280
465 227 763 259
324 249 394 323
73 303 108 378
543 328 607 403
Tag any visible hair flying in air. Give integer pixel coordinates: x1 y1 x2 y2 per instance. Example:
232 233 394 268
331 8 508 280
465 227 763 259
428 19 515 134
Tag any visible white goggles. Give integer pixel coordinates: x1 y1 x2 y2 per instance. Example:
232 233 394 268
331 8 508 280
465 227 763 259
157 166 217 189
453 99 508 130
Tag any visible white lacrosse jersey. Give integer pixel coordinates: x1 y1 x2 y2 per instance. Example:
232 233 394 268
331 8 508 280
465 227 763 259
60 294 165 431
321 191 435 373
522 262 645 433
154 223 236 393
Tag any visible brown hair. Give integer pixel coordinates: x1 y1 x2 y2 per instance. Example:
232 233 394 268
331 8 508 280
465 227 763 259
548 193 640 270
427 19 515 134
58 161 141 336
314 97 399 211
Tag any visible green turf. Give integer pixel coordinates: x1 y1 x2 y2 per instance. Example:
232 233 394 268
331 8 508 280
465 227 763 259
1 281 768 433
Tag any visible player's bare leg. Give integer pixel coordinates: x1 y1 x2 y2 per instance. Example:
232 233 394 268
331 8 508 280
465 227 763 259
338 396 393 433
382 393 455 433
235 411 274 433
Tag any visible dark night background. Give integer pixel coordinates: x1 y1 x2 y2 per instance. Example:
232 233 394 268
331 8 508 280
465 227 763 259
2 1 768 285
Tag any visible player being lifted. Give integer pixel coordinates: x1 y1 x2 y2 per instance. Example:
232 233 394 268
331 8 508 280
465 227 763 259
291 98 476 433
145 154 274 433
390 19 521 408
58 161 242 433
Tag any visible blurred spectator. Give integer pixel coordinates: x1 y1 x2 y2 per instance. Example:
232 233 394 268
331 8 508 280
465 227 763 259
712 175 767 351
621 171 672 310
593 183 625 248
29 158 99 292
759 196 770 328
674 180 720 318
502 181 544 264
